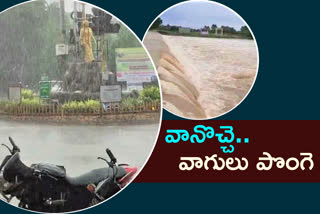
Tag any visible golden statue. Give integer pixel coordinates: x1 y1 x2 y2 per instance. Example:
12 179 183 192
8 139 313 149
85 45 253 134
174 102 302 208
80 20 96 62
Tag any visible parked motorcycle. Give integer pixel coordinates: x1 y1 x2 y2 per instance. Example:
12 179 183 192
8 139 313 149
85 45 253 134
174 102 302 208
0 137 137 212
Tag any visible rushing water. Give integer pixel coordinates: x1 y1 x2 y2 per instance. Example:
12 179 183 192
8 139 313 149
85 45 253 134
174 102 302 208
144 32 258 119
0 120 159 176
162 35 258 118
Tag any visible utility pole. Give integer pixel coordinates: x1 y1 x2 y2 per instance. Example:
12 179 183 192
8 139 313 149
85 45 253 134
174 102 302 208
59 0 66 43
57 0 67 84
82 3 85 20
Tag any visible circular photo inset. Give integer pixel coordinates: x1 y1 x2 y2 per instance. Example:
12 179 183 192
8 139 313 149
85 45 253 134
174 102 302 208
143 0 259 119
0 0 161 212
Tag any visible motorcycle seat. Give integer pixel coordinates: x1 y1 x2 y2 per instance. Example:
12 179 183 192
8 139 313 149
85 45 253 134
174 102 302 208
31 163 66 178
65 167 126 186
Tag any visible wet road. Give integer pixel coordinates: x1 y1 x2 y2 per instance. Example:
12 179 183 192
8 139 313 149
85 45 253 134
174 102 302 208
0 120 159 176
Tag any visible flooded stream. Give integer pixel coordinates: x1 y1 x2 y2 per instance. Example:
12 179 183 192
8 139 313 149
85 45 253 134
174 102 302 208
144 32 258 118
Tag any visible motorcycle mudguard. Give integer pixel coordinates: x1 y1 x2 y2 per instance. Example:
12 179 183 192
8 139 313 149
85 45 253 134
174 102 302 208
95 178 120 200
0 155 12 172
2 153 33 182
118 166 138 187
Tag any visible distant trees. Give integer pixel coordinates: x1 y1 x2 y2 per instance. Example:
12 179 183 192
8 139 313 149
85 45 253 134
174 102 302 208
150 18 163 29
154 21 253 40
106 26 141 72
240 25 253 39
158 24 179 32
0 0 142 93
211 24 217 31
221 25 237 34
0 0 62 91
169 25 179 31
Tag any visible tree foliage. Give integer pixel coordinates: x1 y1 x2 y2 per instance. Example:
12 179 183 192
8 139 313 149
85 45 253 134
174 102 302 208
0 0 71 94
150 18 162 29
140 86 160 102
106 25 141 72
240 25 253 39
211 24 217 30
221 25 237 34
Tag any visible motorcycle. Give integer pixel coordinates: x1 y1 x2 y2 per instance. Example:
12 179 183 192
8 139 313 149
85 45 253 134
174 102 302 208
0 137 138 212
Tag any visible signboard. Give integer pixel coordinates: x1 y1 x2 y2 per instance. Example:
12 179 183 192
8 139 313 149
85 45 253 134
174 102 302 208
102 72 109 81
56 44 68 56
41 75 49 81
8 87 21 103
100 85 121 103
40 81 51 99
115 48 156 91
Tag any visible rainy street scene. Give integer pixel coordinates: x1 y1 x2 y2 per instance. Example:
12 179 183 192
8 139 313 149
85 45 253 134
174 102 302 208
0 120 159 208
0 0 160 212
0 120 159 176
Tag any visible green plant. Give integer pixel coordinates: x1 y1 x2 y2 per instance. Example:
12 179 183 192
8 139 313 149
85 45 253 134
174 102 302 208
21 89 35 100
0 100 16 109
140 86 160 102
121 97 144 108
84 99 100 111
62 100 100 113
21 97 41 107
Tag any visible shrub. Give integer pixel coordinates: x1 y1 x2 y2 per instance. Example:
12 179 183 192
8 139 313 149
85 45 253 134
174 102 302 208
21 97 41 107
0 100 16 109
62 100 100 113
21 89 35 100
85 99 101 111
129 90 140 99
121 97 144 108
140 86 160 102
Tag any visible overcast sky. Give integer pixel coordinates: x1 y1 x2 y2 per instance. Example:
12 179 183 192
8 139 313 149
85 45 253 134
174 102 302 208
160 1 246 30
46 0 118 23
46 0 92 14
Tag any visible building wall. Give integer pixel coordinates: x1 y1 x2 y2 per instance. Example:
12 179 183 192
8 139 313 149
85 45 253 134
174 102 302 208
200 31 209 35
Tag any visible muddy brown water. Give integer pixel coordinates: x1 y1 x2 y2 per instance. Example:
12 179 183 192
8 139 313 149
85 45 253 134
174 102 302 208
144 32 258 119
144 32 206 119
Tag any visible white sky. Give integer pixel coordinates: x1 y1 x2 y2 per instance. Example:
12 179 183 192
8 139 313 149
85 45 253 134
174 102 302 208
46 0 118 23
46 0 93 14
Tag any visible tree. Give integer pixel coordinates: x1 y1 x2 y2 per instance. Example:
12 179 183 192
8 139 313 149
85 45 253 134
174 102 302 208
0 0 71 92
150 18 162 29
240 25 252 39
0 0 47 90
169 26 178 31
211 24 217 30
106 25 141 72
221 25 237 34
